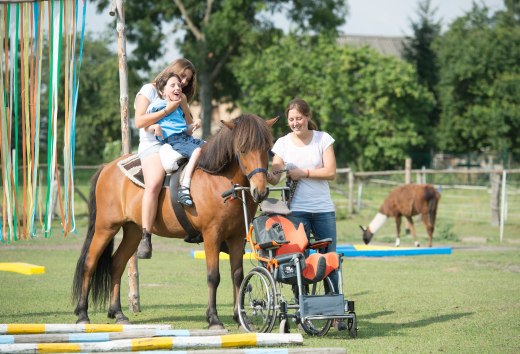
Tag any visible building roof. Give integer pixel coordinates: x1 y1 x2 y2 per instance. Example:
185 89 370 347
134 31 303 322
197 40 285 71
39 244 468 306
337 35 407 59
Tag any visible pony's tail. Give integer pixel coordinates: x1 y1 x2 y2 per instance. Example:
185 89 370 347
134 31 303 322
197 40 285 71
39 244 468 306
72 166 114 310
425 186 440 225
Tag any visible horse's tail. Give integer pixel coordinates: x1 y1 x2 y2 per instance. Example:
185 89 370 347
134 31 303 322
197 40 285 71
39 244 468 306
425 186 440 225
72 165 113 310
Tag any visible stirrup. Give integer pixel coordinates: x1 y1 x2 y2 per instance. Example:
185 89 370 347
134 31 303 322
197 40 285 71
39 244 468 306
184 233 203 244
177 186 194 206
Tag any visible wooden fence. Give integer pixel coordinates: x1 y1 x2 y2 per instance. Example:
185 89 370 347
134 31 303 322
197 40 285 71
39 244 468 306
336 159 520 243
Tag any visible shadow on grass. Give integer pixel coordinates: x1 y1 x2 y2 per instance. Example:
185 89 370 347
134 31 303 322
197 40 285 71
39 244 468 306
326 311 473 339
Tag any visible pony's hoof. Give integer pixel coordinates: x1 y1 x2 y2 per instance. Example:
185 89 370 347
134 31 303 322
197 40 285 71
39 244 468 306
76 319 90 324
115 316 131 325
208 323 225 330
115 319 131 325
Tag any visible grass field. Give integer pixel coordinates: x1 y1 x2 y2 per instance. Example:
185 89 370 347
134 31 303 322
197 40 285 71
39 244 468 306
1 180 519 352
1 221 519 353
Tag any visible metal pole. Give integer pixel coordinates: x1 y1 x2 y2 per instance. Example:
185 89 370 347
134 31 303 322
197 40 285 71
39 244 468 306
348 170 353 215
110 0 140 313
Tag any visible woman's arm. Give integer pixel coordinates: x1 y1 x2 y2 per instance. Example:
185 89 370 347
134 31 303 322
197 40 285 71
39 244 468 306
267 154 285 185
134 95 182 129
287 144 336 181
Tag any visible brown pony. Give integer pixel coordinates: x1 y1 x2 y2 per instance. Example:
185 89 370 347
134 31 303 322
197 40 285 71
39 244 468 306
72 114 277 329
360 184 440 247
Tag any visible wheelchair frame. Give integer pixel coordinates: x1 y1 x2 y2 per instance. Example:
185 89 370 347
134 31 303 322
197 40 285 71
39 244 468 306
222 185 357 337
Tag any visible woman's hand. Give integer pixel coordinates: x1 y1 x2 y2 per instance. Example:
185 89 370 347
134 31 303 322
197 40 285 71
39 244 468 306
164 97 182 114
287 168 308 181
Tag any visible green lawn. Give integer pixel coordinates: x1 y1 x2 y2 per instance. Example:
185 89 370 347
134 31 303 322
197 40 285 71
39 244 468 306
1 178 519 352
1 228 519 353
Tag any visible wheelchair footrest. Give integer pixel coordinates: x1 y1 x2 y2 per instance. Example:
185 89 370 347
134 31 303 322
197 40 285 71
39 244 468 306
299 293 345 317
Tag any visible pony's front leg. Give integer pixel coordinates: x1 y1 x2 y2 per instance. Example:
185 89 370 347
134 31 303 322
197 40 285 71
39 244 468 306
107 280 130 324
107 231 140 324
228 239 244 325
204 243 224 329
395 216 402 247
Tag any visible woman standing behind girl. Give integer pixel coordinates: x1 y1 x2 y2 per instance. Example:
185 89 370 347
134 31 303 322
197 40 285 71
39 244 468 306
134 59 197 259
145 72 204 206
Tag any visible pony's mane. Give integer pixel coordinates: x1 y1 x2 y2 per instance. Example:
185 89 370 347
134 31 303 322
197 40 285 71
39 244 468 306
198 114 273 174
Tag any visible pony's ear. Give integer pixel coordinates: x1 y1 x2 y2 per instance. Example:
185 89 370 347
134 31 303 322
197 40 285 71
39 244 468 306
221 119 235 130
359 225 367 232
266 116 279 127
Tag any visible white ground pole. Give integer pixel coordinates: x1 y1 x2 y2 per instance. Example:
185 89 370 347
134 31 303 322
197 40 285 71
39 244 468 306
499 170 507 243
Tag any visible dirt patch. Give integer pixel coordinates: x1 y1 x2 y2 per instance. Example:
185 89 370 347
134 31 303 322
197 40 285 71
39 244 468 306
461 236 487 244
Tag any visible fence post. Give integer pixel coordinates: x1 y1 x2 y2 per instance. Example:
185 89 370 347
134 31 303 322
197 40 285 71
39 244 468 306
490 173 500 227
348 170 354 215
111 0 140 313
357 181 363 212
405 158 412 184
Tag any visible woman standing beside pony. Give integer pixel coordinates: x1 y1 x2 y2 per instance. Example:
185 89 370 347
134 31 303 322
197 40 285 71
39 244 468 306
134 58 197 259
267 98 346 331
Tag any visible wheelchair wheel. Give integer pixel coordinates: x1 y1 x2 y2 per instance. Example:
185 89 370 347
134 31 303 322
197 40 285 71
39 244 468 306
238 266 277 333
299 276 334 336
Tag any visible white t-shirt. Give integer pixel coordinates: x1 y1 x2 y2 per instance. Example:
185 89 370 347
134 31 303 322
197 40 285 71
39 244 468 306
135 83 160 152
271 131 335 213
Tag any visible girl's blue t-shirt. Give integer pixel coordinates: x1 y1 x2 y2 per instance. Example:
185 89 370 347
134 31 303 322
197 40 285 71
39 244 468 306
148 98 187 138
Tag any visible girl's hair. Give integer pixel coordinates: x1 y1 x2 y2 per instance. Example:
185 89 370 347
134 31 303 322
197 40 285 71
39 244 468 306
285 98 318 130
153 58 197 102
154 72 181 100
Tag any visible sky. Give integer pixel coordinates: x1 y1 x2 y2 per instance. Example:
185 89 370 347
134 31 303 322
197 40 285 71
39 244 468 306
86 0 506 63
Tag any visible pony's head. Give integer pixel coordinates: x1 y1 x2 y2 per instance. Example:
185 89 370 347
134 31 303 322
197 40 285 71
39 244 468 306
359 225 374 245
199 114 277 203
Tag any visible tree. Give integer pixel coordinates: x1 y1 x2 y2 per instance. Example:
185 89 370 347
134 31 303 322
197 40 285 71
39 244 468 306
70 35 141 163
94 0 348 138
402 0 442 165
234 35 434 170
434 3 520 161
403 0 441 94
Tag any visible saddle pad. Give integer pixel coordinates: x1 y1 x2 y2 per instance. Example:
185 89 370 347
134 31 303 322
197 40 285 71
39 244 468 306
260 198 291 215
117 154 170 188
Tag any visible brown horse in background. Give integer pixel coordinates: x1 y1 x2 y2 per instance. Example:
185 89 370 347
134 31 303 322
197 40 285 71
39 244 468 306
360 184 440 247
72 114 277 329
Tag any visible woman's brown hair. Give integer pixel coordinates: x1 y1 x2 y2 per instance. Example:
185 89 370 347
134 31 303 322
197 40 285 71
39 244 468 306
285 98 318 130
153 58 197 102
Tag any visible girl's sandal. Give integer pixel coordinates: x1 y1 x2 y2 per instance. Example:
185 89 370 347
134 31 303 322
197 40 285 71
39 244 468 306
177 186 194 206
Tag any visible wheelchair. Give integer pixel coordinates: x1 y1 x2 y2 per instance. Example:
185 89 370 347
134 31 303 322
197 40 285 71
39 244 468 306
225 185 358 337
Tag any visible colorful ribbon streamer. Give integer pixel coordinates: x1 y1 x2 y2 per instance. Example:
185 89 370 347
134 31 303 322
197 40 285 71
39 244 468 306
0 0 86 243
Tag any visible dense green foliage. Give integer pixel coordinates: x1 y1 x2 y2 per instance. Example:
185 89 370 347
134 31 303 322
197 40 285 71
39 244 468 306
72 35 141 163
16 35 141 165
93 0 348 138
77 1 520 168
435 4 520 159
402 0 442 166
233 35 434 170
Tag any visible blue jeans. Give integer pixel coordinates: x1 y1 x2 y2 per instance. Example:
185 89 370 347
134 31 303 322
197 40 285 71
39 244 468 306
286 211 340 293
162 133 205 158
